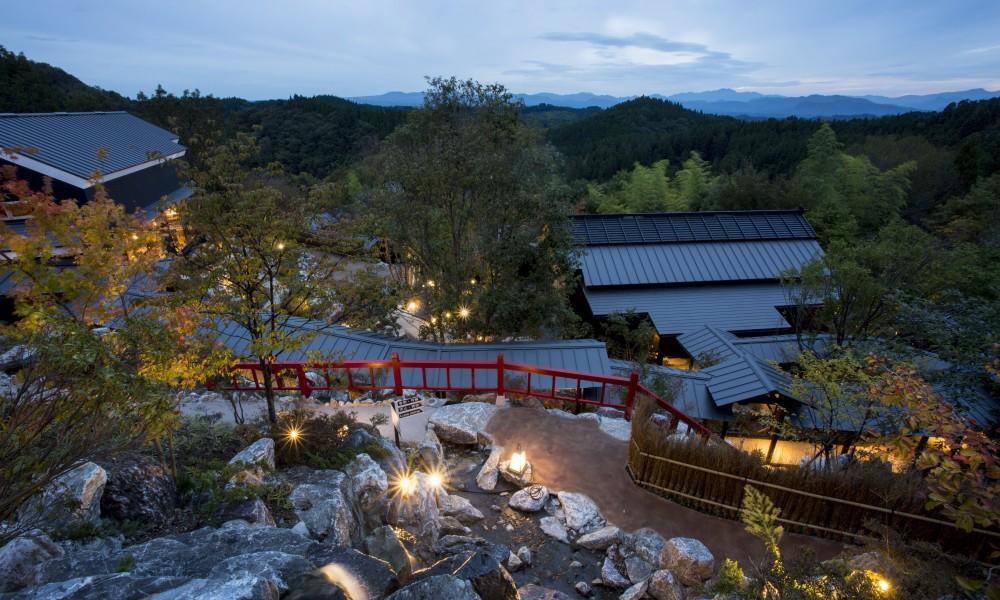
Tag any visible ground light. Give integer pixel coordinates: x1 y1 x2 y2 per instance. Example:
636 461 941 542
427 469 446 490
458 306 470 319
284 426 302 444
394 473 416 498
877 576 891 593
509 446 528 475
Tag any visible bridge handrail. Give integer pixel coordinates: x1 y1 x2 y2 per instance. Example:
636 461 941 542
222 353 718 440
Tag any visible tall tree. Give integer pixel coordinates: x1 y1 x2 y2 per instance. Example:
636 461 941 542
371 77 578 340
170 135 398 423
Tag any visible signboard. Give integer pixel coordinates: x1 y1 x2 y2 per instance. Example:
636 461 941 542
392 396 424 418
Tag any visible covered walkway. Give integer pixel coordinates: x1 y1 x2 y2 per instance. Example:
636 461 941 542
486 407 845 566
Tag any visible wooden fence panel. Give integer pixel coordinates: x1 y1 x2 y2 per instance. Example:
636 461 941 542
627 439 999 554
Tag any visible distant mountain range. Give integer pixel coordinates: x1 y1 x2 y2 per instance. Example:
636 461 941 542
349 88 1000 119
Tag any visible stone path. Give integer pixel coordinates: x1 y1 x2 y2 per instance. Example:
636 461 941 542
486 407 845 566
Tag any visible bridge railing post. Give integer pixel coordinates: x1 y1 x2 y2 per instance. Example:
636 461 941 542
496 354 505 399
623 371 639 420
391 352 403 396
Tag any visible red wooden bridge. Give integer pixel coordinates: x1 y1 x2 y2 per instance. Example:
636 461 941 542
223 353 716 439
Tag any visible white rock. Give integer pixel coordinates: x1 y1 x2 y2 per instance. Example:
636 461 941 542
290 521 310 537
228 438 275 471
516 546 532 566
647 569 684 600
598 417 631 442
575 581 593 597
344 454 389 512
508 485 549 512
557 491 603 534
38 462 107 524
576 525 621 550
661 537 715 585
601 555 631 589
619 579 648 600
476 445 504 491
507 551 524 572
539 516 569 543
439 493 484 524
429 403 498 444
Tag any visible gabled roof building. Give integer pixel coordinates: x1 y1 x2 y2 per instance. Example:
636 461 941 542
571 210 824 366
0 111 189 215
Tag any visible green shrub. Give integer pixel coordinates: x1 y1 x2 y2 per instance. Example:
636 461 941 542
169 416 262 470
115 554 136 573
273 410 385 470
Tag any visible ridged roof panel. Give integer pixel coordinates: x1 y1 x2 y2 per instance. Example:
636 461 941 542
571 210 816 246
0 112 184 179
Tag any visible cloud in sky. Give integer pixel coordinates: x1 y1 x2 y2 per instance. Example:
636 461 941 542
2 0 999 99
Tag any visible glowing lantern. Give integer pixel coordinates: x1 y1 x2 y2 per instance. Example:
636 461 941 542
509 448 528 475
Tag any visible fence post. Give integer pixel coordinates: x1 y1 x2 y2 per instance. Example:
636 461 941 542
496 354 505 399
623 371 639 420
391 352 403 396
296 366 312 399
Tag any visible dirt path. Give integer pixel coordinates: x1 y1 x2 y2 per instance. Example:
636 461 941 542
486 407 845 566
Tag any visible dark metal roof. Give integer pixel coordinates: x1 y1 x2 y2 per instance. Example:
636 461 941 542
578 239 822 287
211 318 612 389
0 112 185 179
584 282 795 336
676 326 741 363
571 210 816 247
702 354 796 406
609 359 730 421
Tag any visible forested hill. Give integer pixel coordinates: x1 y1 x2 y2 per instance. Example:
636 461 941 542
0 46 128 112
547 95 1000 183
0 47 408 178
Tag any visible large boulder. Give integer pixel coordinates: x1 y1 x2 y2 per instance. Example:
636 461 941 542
366 526 413 582
434 535 510 566
389 472 440 542
439 493 484 525
661 537 715 585
305 547 398 600
0 531 65 592
647 569 684 600
33 462 108 525
628 528 666 567
219 498 275 527
417 429 444 469
344 453 389 530
228 438 275 472
17 574 191 600
99 454 177 526
148 573 279 599
575 525 620 551
346 428 406 477
450 551 518 600
30 526 316 596
429 403 497 444
287 470 360 546
556 492 603 534
386 574 479 600
508 485 549 512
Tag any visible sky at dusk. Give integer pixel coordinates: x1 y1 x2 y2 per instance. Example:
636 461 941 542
3 0 1000 100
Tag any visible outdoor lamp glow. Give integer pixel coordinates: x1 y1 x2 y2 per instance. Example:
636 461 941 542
428 470 445 490
405 299 420 312
509 448 527 475
877 577 890 593
458 306 470 319
285 427 302 443
276 242 285 251
396 474 416 497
